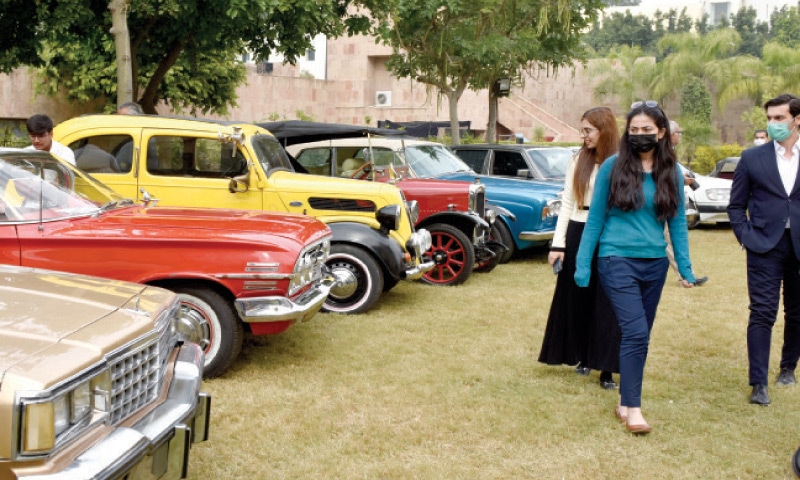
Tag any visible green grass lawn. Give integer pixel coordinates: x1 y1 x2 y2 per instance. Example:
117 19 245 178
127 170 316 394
190 225 800 479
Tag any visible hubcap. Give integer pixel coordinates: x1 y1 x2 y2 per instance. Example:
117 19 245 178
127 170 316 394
329 265 358 299
176 305 211 351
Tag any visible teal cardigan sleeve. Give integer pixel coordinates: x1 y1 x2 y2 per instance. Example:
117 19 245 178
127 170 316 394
574 156 615 287
666 170 695 283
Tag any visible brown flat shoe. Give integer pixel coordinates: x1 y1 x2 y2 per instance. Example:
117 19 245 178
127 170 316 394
626 422 652 434
614 406 627 423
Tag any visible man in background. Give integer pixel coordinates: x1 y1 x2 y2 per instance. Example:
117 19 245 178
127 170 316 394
754 129 769 146
25 114 75 165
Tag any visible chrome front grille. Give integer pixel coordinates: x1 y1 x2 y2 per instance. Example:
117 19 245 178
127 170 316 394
107 321 172 424
469 183 486 219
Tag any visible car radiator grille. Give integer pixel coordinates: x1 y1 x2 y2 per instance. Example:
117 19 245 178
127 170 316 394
474 190 486 218
108 325 172 424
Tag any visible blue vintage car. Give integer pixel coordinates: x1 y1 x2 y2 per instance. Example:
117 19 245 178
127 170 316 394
286 137 561 263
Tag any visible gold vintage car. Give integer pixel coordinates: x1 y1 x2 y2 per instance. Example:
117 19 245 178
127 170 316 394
54 116 433 314
0 265 210 479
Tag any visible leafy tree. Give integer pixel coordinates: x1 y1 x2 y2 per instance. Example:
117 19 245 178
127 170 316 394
769 6 800 47
370 0 602 144
2 0 369 114
730 7 767 58
650 29 741 112
583 11 657 56
588 45 656 109
677 76 713 167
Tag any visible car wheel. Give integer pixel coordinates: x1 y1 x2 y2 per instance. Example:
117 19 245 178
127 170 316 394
172 286 244 379
473 246 503 273
383 276 400 292
323 244 384 314
421 223 475 286
491 219 515 264
686 199 700 229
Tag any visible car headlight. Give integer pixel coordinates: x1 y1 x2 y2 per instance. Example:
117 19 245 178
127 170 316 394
705 188 730 202
406 229 432 257
542 198 561 219
376 204 401 233
484 207 497 225
20 375 110 456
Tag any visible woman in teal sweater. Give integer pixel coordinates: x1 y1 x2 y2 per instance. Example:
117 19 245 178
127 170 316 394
575 101 696 434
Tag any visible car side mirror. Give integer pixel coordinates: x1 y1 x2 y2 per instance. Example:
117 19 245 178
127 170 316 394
516 169 532 179
228 169 250 193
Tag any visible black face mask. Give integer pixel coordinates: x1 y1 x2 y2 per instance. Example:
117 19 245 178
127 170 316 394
628 134 658 153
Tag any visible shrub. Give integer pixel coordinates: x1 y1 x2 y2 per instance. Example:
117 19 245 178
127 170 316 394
692 144 744 175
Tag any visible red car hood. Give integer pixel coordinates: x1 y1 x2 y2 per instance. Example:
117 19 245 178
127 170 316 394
89 206 331 246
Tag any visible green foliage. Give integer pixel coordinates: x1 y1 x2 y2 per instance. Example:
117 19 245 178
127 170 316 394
0 126 27 148
370 0 603 142
295 109 314 122
532 126 545 142
770 6 800 47
588 45 656 107
364 116 372 126
692 143 744 174
681 76 712 123
740 105 766 135
1 0 366 114
583 11 657 56
730 7 768 58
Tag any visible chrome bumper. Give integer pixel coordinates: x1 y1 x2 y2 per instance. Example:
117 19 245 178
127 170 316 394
19 344 210 480
519 230 555 241
235 274 336 324
403 258 435 281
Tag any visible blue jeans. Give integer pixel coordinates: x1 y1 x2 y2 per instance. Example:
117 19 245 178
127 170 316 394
598 256 669 408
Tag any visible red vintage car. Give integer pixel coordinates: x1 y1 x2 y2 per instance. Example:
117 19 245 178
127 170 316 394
263 121 506 284
0 148 335 377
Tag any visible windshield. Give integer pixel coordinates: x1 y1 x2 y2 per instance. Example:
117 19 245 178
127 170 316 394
402 145 474 178
252 134 294 173
527 148 572 180
0 151 128 222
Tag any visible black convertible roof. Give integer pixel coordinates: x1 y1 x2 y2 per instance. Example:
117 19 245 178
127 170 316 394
257 120 408 146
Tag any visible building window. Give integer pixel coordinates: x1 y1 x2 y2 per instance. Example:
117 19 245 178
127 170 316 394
711 2 730 24
306 49 316 61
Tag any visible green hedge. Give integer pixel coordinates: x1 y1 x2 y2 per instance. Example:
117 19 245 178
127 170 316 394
690 144 744 175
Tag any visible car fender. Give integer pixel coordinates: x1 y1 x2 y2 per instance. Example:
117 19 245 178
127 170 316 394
327 222 407 281
416 211 488 237
486 203 515 222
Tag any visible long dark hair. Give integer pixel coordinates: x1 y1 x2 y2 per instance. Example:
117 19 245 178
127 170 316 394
609 104 679 221
574 107 619 209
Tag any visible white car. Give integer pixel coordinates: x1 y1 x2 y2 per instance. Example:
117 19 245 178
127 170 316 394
684 168 732 228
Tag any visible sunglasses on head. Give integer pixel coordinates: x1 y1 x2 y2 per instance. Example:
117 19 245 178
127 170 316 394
631 100 659 109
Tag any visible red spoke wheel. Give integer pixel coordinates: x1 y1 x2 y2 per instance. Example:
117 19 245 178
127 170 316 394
421 223 475 286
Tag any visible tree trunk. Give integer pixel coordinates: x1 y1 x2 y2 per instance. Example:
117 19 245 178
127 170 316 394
447 79 468 146
139 38 188 114
108 0 133 108
486 93 498 144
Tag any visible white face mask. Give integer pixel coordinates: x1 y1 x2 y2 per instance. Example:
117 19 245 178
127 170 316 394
754 138 767 146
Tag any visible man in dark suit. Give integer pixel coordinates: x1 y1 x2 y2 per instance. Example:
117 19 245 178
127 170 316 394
728 93 800 406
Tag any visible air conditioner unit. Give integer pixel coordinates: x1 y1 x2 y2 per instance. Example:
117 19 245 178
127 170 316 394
375 91 392 107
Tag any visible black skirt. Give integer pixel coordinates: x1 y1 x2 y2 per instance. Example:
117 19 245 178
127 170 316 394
537 220 620 373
